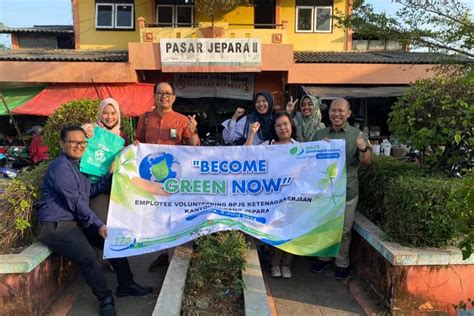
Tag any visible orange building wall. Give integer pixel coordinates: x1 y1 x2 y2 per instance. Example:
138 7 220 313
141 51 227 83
288 63 437 84
0 61 137 83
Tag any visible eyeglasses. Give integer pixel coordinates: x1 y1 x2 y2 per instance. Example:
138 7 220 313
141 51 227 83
66 140 87 147
155 91 174 98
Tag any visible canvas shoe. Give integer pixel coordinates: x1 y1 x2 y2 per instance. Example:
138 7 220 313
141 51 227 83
311 259 332 273
335 266 350 280
281 265 292 279
271 265 282 278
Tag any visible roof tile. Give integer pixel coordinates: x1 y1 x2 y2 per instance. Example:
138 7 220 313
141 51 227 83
294 51 472 64
0 49 128 62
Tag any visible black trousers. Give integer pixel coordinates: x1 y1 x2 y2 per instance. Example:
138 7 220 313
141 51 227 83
38 221 134 300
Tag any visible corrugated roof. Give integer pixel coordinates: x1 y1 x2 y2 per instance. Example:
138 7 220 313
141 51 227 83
294 51 473 64
0 25 73 34
0 49 128 62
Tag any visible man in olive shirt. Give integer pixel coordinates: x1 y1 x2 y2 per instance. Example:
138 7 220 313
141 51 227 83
311 98 372 280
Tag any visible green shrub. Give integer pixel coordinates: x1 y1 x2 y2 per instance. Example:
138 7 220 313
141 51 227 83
182 231 249 314
358 155 422 224
388 76 474 172
43 99 136 157
43 99 99 157
0 162 49 253
190 231 248 292
452 172 474 259
383 175 462 247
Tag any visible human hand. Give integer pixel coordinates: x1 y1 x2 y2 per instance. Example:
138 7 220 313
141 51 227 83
356 133 368 151
132 139 140 146
82 123 94 138
249 122 260 135
232 107 245 120
188 114 198 135
98 225 108 239
286 96 299 114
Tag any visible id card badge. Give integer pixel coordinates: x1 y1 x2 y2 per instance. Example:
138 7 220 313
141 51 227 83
169 128 177 139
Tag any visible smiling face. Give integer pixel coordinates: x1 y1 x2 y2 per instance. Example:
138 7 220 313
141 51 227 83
300 97 315 117
154 82 176 112
255 95 269 115
274 115 292 143
101 104 119 128
329 98 351 130
60 130 87 160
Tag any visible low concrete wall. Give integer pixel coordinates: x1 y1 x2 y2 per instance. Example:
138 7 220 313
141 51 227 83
153 241 270 316
351 212 474 315
0 243 78 316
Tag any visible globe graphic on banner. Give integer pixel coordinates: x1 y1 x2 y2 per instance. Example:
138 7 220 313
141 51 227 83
138 152 181 183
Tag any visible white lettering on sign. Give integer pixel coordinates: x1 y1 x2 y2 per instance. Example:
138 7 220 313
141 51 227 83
160 38 261 67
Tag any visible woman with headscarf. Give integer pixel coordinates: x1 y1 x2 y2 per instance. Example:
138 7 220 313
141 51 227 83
286 94 325 142
222 91 274 145
83 98 127 142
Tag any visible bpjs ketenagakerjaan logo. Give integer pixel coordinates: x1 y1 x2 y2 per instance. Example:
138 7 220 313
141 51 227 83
290 144 340 159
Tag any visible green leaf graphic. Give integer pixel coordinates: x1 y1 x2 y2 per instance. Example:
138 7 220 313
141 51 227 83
124 147 135 162
123 161 136 173
319 178 331 185
290 147 299 155
151 159 169 182
111 173 132 209
326 163 338 179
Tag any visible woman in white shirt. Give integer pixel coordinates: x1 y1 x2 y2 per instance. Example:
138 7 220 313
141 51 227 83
245 112 297 278
222 91 274 145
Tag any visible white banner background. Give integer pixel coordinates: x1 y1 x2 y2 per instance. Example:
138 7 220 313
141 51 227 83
104 141 346 258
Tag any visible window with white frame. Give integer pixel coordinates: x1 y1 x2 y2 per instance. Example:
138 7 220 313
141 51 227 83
156 0 194 27
295 0 333 33
96 1 134 30
315 6 332 32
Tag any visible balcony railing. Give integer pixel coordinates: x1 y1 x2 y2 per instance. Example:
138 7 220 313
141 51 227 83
144 23 285 29
137 17 288 44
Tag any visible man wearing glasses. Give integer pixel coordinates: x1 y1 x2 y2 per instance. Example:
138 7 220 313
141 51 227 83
135 81 200 145
37 126 151 316
134 81 200 270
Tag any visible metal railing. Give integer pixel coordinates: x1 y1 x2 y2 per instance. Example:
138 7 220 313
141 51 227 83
144 22 284 29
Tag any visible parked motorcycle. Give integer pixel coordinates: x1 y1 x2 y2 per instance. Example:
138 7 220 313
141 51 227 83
4 145 33 170
0 154 18 179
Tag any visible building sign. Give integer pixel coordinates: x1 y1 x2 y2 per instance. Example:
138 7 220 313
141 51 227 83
160 38 261 72
103 141 347 259
174 73 254 100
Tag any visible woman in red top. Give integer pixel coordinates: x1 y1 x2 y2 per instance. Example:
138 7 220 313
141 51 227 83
28 125 49 164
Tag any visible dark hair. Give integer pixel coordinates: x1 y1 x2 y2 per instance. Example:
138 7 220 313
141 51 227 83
253 91 274 115
272 112 297 142
154 81 175 95
60 125 86 142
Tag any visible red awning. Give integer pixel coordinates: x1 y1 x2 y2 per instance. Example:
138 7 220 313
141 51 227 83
12 83 155 117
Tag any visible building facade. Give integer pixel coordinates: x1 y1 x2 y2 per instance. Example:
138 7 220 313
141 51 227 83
0 0 440 140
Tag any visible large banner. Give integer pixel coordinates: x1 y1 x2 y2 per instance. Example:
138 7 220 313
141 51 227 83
104 141 347 259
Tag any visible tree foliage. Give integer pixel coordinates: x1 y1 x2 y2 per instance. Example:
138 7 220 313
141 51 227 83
388 75 473 172
335 0 474 58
